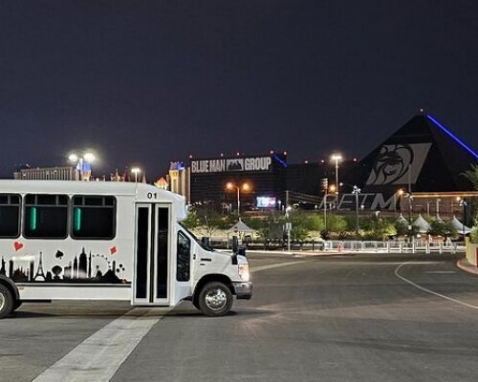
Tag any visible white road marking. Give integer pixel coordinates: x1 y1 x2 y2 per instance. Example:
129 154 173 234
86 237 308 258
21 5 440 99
252 261 308 273
32 307 169 382
395 262 478 311
424 271 456 274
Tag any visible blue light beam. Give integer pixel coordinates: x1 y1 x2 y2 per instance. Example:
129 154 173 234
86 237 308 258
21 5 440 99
427 114 478 161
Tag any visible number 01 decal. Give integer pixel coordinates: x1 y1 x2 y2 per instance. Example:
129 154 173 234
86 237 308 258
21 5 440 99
147 192 158 199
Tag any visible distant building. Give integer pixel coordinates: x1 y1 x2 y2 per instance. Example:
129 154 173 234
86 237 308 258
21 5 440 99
14 166 78 180
155 177 169 190
169 162 190 202
176 113 478 218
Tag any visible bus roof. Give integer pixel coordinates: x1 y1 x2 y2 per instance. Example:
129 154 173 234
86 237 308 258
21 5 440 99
0 180 188 220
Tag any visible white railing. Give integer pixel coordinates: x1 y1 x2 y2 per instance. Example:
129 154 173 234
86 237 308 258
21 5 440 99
324 240 463 254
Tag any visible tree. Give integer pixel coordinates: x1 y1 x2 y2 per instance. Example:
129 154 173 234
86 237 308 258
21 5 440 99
463 164 478 227
246 213 284 242
428 220 458 239
463 164 478 191
192 204 224 237
287 211 312 241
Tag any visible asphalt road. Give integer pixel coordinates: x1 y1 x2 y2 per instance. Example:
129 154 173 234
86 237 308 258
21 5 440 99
1 252 478 382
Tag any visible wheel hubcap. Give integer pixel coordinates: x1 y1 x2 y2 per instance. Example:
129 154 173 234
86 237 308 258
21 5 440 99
0 293 5 312
205 289 227 310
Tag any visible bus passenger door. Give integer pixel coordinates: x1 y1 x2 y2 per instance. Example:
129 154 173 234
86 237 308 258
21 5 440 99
133 203 170 306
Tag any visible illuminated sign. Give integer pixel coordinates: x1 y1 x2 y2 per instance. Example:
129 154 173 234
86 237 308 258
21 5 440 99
257 196 277 208
191 156 273 174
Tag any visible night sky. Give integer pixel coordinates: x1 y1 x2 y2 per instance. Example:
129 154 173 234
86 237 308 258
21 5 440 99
1 1 477 180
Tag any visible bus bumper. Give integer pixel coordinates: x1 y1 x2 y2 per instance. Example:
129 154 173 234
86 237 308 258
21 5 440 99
233 281 253 300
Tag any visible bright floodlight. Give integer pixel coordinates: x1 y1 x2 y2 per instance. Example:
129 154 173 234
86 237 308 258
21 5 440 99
131 167 141 174
84 153 95 163
331 154 343 162
242 183 251 192
68 154 78 162
226 182 235 190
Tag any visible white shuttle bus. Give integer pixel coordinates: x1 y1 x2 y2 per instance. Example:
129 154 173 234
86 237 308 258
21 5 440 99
0 180 252 318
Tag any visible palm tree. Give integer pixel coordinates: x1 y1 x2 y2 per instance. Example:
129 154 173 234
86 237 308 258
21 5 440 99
463 164 478 191
463 164 478 243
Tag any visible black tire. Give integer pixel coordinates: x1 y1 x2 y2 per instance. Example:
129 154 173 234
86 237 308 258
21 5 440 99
192 299 200 310
13 300 23 311
0 284 14 319
198 282 233 317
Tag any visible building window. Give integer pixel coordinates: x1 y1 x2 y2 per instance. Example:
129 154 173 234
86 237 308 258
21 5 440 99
24 194 68 239
0 194 21 238
176 231 191 282
71 196 116 240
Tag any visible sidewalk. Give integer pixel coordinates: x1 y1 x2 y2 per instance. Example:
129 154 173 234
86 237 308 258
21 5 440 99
456 258 478 276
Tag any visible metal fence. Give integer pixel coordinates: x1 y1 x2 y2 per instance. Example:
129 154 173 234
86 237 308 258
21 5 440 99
209 237 464 254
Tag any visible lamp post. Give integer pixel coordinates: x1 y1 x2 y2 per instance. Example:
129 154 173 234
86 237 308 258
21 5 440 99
324 184 336 231
405 192 413 226
131 167 141 183
436 198 441 218
395 189 405 212
68 152 95 181
330 154 342 200
352 186 361 234
226 182 251 217
458 197 468 237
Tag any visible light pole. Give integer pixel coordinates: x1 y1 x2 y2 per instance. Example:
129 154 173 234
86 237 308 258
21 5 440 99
131 167 141 183
68 152 95 181
330 154 343 201
352 186 361 234
436 198 441 218
324 184 336 231
405 192 413 226
458 197 468 237
395 189 405 212
226 182 251 217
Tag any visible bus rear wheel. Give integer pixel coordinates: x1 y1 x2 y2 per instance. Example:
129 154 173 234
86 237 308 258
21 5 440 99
198 282 233 317
0 285 14 319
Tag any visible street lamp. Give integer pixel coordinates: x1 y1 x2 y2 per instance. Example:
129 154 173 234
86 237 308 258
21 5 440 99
352 186 361 234
458 197 468 237
395 189 405 212
68 152 95 181
330 154 343 198
131 167 141 183
405 192 413 226
226 182 251 217
323 185 337 232
436 198 441 218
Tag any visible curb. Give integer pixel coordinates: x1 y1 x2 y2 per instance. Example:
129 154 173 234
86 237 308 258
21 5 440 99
247 250 352 257
456 258 478 276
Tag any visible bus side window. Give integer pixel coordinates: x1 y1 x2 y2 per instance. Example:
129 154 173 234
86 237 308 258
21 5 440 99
177 231 191 282
0 194 21 238
71 196 116 240
23 194 68 239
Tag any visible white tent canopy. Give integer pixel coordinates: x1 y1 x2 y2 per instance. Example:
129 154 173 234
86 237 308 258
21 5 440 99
451 216 472 235
413 214 431 233
229 219 254 234
396 214 408 225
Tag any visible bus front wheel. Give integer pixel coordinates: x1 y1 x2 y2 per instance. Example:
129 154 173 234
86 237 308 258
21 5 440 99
0 284 14 319
198 282 233 317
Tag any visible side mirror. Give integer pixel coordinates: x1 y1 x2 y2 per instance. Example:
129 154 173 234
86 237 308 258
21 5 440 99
232 236 239 253
201 237 211 249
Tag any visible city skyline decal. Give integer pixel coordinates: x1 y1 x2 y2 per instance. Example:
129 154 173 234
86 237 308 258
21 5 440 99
0 247 129 284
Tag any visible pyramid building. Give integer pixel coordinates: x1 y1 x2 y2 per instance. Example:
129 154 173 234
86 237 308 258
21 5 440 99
359 113 478 196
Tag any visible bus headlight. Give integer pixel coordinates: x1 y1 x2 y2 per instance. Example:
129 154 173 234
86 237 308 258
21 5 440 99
238 264 250 282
